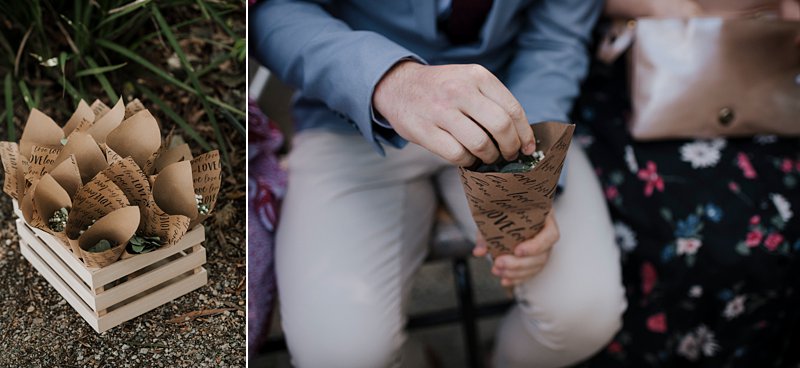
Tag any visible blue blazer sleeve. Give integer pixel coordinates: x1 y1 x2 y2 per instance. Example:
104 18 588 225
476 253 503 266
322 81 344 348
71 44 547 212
503 0 601 189
249 0 424 153
505 0 602 124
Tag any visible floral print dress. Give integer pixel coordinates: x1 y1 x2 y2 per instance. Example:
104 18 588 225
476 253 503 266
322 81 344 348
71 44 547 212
572 45 800 367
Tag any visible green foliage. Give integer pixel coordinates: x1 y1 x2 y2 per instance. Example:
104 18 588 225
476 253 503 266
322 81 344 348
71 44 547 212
0 0 245 168
128 233 164 254
87 239 113 253
47 207 69 232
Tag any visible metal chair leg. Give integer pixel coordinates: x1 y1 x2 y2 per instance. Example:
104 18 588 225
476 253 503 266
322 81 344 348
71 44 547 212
453 257 482 368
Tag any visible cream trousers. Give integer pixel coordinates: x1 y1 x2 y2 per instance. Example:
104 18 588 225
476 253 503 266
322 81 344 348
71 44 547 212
275 130 626 368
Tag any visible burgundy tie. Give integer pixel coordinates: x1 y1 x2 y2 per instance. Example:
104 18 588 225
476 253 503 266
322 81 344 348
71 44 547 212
444 0 494 44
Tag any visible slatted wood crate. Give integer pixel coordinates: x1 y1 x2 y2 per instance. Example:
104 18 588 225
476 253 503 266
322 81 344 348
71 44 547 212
13 200 208 333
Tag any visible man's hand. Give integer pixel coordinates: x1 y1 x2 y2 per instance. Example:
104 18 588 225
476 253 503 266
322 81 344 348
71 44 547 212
473 211 559 287
373 61 536 167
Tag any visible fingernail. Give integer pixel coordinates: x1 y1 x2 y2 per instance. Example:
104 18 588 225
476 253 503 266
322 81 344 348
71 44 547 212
524 142 536 154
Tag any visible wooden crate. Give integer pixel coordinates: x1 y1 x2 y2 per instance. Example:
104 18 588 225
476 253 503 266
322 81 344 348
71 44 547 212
14 206 208 333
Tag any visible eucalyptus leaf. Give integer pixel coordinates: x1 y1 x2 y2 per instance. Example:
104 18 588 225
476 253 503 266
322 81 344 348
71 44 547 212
87 239 113 253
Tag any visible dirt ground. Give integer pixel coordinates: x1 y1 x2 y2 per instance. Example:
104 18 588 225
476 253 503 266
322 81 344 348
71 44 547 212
0 163 246 368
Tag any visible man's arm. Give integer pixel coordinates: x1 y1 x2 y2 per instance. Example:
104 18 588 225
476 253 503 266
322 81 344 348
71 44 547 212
249 0 423 152
505 0 603 124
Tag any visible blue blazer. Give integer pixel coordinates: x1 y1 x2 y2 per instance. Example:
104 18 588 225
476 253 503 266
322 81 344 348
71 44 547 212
251 0 601 154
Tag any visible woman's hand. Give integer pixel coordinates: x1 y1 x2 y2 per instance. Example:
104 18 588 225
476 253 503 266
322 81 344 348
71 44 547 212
473 211 560 287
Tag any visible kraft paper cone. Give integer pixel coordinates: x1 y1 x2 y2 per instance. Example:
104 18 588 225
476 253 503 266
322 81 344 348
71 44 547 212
26 145 61 185
0 142 19 199
32 174 75 251
90 99 110 118
124 99 146 120
65 172 130 245
153 161 198 220
101 157 152 208
86 98 124 144
20 180 44 229
54 132 108 184
49 155 82 198
79 206 140 268
16 157 29 202
189 150 221 228
150 143 192 175
140 199 191 247
458 122 575 258
33 174 72 228
106 109 161 169
62 100 95 136
19 109 63 159
100 143 123 165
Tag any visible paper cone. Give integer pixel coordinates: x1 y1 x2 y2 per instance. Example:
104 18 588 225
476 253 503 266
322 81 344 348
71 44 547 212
139 200 191 248
86 98 125 144
458 122 575 258
33 174 72 228
79 206 140 268
65 172 131 248
0 142 20 199
49 155 82 199
100 157 152 208
151 143 192 175
100 143 123 165
26 145 62 185
33 174 75 252
124 99 146 120
19 108 63 159
53 132 108 184
62 100 95 136
106 109 162 169
20 181 43 229
153 161 198 220
189 150 221 228
90 99 110 118
16 158 29 202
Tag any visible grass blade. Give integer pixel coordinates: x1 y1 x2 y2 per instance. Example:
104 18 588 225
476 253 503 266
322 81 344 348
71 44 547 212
75 61 127 77
96 38 244 117
220 108 245 137
85 56 119 103
137 84 212 151
17 80 36 110
150 4 231 170
4 74 15 141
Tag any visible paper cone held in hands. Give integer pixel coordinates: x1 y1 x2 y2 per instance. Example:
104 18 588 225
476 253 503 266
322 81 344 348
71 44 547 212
458 122 575 258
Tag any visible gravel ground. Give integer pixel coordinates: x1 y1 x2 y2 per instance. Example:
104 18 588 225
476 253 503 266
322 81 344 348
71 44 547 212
0 175 246 367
